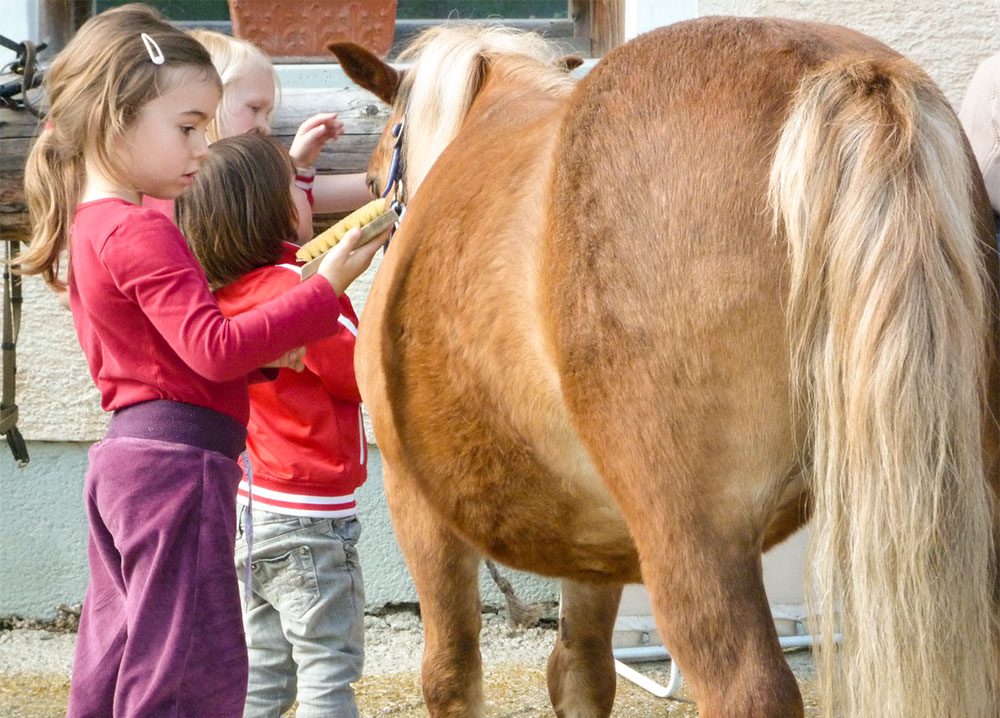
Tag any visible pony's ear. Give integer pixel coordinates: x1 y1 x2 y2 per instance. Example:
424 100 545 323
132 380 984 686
326 41 401 105
557 55 584 72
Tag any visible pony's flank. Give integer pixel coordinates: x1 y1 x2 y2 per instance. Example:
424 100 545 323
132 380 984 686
771 57 998 718
396 23 575 194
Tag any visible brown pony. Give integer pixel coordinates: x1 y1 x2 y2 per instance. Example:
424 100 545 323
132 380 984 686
329 16 1000 718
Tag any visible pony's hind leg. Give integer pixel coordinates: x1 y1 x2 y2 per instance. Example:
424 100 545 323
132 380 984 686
620 501 803 717
383 464 485 717
546 579 623 718
567 397 802 712
592 450 803 718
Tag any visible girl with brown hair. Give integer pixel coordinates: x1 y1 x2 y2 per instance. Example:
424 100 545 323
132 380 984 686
178 134 376 718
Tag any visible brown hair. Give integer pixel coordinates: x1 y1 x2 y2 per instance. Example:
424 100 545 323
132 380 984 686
20 3 221 291
176 134 297 289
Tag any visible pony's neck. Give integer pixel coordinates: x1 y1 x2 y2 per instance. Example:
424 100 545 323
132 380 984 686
404 66 571 195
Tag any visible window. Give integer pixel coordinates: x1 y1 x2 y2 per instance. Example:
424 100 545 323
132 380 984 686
91 1 625 59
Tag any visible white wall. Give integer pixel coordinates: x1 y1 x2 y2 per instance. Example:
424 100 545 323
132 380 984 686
625 0 699 39
1 0 36 66
700 0 1000 104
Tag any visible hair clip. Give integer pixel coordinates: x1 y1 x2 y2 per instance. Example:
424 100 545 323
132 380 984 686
140 33 165 65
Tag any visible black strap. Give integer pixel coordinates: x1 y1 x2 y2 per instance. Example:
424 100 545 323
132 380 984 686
0 32 38 466
0 35 45 118
2 239 29 466
0 35 23 54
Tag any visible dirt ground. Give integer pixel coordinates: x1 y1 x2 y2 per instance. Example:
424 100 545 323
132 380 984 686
0 606 820 716
0 642 819 717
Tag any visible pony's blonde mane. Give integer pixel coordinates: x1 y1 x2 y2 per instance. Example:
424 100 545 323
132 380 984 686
397 23 575 193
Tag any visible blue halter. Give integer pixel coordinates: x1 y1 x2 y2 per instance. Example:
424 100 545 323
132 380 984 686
380 119 406 244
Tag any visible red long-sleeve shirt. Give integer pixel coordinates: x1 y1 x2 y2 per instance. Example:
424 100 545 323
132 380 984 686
68 199 342 425
215 244 367 517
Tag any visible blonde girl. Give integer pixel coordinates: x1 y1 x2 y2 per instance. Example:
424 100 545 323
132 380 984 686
20 5 379 716
188 29 372 241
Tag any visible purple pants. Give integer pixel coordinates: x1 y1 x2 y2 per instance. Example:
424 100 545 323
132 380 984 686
67 401 248 718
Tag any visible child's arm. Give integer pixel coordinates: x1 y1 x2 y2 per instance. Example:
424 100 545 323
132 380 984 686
288 112 375 226
289 112 340 232
312 173 373 215
224 268 362 401
303 294 363 402
104 212 349 382
265 346 306 372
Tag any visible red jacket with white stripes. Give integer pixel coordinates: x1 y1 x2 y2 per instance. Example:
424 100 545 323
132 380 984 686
214 243 367 518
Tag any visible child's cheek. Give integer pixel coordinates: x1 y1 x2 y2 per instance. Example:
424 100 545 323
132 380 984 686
293 188 313 244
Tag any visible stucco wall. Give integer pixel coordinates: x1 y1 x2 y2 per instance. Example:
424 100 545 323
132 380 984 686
1 442 558 619
1 68 565 622
700 0 1000 105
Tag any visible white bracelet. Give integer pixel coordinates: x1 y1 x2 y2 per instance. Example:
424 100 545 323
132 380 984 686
294 166 316 178
294 167 316 205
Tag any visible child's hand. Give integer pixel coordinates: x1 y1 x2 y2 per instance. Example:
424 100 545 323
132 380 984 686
289 113 344 169
316 227 385 295
265 346 306 372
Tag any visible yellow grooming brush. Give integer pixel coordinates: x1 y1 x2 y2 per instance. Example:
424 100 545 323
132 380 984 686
298 197 398 280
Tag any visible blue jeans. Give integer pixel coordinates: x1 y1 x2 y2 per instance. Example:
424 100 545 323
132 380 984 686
236 507 365 718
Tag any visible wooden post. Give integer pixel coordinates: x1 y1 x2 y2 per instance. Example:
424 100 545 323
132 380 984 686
37 0 92 57
0 109 38 243
589 0 625 57
569 0 591 44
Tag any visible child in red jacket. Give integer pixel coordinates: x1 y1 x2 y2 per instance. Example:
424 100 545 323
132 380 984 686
178 134 378 718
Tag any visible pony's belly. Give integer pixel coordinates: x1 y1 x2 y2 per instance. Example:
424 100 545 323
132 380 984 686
356 124 642 582
430 423 642 583
361 313 640 582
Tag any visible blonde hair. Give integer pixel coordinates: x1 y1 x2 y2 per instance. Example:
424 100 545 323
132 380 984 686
21 3 220 291
188 29 280 142
176 134 297 289
397 24 574 195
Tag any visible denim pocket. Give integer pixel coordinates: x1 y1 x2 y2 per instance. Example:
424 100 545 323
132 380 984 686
329 518 362 568
251 545 321 620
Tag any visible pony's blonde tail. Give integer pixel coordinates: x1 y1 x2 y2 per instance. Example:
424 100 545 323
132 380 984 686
770 57 998 718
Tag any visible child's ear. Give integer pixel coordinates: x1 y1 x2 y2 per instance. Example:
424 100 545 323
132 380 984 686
327 41 401 106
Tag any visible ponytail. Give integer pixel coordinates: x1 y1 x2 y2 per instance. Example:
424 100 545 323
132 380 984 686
21 125 84 291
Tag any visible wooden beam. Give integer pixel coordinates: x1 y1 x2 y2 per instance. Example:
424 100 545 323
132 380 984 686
589 0 625 57
570 0 591 43
0 85 392 242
